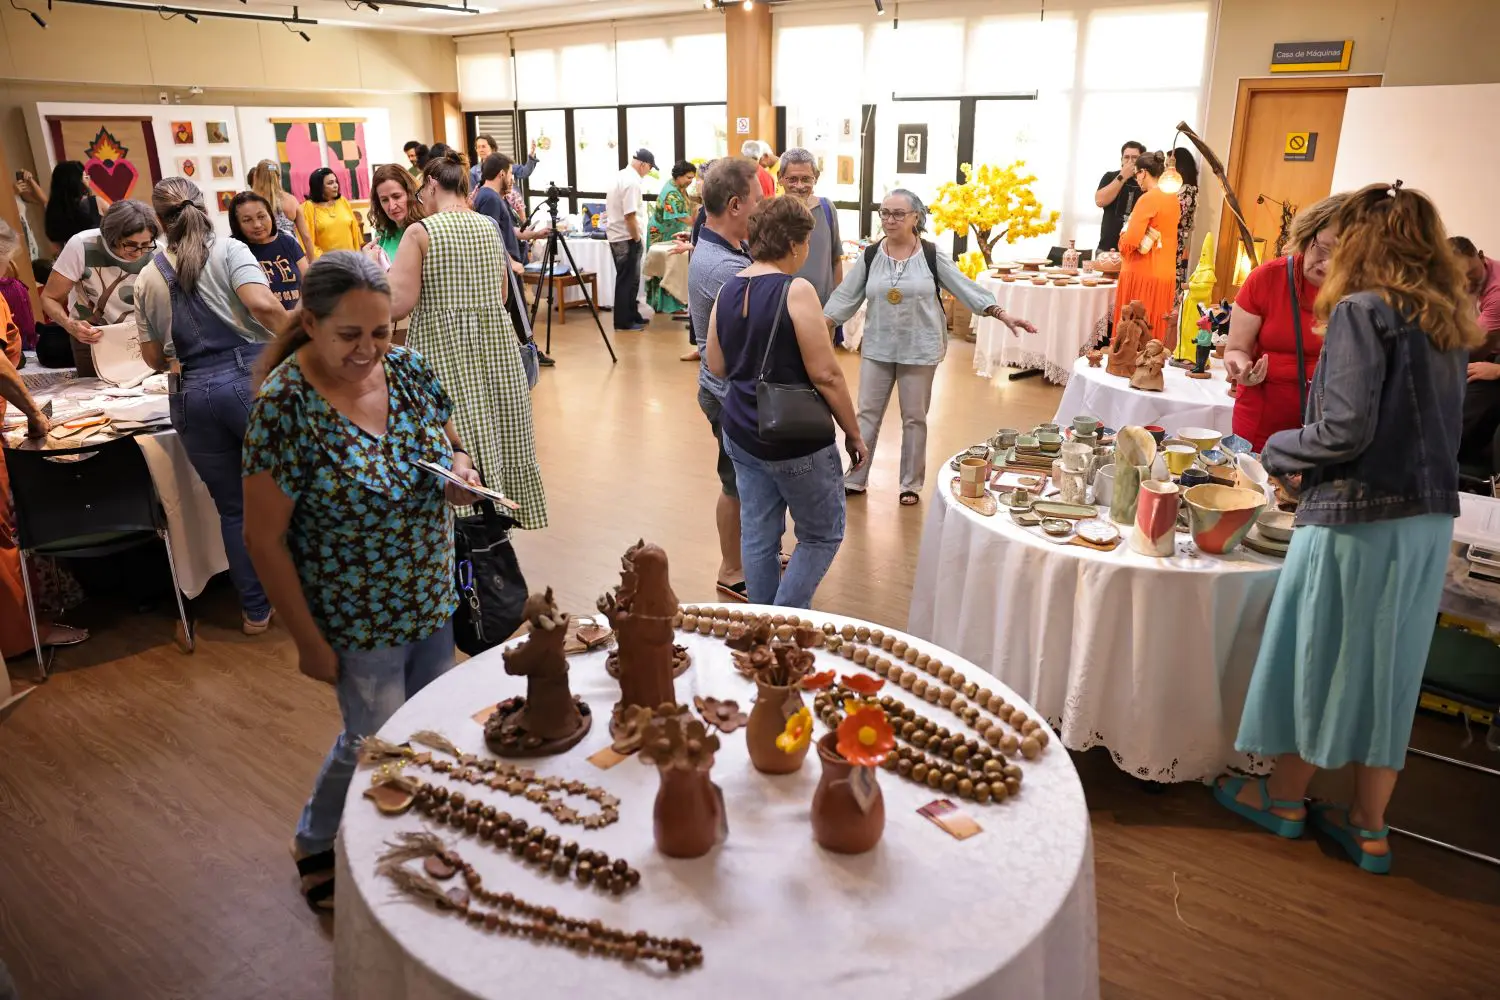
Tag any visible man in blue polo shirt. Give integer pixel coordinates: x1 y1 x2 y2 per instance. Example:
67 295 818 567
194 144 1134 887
687 158 764 601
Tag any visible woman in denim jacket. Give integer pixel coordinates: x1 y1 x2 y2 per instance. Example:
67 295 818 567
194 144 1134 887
1214 183 1482 874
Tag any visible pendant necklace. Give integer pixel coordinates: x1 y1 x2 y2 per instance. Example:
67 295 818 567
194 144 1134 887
885 242 914 305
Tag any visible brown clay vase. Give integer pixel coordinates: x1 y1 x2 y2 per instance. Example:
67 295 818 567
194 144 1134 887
745 681 808 774
810 733 885 854
653 765 724 859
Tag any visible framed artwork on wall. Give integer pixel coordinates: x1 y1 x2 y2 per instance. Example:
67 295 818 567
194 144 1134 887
215 191 235 211
210 156 233 179
171 121 193 144
46 116 162 206
897 124 927 175
837 155 856 185
176 157 198 179
206 121 231 144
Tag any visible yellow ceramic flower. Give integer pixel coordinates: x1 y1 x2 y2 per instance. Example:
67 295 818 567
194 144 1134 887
776 706 813 754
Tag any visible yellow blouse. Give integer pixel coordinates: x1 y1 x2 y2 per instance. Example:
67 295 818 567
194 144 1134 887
301 198 364 258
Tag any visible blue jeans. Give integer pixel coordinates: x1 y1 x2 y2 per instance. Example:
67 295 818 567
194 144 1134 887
609 238 644 328
295 621 456 855
722 437 845 608
169 347 271 620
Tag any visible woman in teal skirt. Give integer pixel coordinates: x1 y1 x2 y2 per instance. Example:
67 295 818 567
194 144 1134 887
1214 183 1482 874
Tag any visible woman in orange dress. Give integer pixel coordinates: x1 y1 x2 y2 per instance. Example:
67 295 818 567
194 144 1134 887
1114 151 1181 345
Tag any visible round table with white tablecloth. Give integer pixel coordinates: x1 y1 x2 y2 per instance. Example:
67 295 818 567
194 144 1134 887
334 607 1099 1000
1052 355 1237 438
907 460 1284 784
972 276 1116 385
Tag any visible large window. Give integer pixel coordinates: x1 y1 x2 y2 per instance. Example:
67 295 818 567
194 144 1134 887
683 104 728 163
573 108 619 195
626 106 676 173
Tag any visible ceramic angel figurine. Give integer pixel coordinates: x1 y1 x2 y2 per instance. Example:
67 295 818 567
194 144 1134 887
1130 339 1168 392
1108 301 1151 377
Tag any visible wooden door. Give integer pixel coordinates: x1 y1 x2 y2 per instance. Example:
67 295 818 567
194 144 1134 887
1215 75 1382 299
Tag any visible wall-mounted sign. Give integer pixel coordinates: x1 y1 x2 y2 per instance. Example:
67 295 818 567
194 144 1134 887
1284 131 1319 162
1270 40 1353 73
735 116 750 135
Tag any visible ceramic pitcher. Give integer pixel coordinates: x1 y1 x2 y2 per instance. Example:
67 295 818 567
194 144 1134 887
1131 479 1179 557
1110 463 1148 525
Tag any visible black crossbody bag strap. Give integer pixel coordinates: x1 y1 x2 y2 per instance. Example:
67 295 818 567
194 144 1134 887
1286 256 1308 418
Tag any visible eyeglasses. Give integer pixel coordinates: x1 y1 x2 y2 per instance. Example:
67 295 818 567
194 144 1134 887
118 239 155 254
878 209 911 221
1306 235 1339 259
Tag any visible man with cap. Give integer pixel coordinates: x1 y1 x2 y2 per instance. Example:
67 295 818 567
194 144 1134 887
605 148 656 331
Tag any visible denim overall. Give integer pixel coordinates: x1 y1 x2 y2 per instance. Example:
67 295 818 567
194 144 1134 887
154 251 271 620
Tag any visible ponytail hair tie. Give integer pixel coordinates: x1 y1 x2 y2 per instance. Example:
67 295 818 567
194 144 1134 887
1387 179 1404 197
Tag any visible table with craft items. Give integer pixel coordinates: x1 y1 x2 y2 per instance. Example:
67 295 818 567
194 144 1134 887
908 460 1284 784
643 242 691 307
1 377 228 599
972 276 1116 385
334 607 1098 1000
1052 355 1237 439
18 351 76 392
530 237 651 316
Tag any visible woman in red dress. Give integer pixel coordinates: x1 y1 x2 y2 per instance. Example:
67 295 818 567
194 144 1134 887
1224 194 1349 450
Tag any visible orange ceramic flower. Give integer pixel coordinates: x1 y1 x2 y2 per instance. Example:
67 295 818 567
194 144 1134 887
836 706 895 767
841 674 885 696
776 706 813 754
800 670 837 691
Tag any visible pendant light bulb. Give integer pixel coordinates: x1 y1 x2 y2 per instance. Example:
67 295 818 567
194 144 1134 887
1158 151 1183 195
742 0 753 9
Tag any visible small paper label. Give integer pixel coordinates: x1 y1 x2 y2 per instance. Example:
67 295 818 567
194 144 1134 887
782 690 802 722
918 799 983 840
850 767 878 815
587 746 630 770
713 782 730 845
471 702 500 725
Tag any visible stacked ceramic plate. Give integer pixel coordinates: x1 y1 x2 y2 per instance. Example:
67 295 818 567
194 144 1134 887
1242 509 1295 557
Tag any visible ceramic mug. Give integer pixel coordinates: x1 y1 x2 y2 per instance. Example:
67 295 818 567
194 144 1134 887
1052 459 1088 505
1164 444 1197 477
1035 423 1061 436
1144 425 1167 447
958 457 989 499
992 428 1020 451
1072 415 1102 437
1131 479 1180 557
1180 468 1212 489
1060 441 1093 475
1092 463 1115 502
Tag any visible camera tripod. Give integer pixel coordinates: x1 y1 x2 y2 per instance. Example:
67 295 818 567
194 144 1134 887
524 187 617 364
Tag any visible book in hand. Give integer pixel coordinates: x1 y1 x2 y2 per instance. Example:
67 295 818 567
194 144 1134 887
416 460 520 510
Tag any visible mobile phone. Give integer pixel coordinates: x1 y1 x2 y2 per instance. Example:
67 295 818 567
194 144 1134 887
14 171 23 182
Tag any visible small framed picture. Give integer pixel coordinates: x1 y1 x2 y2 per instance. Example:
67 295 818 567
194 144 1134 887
215 190 236 212
210 156 233 179
176 157 198 179
206 121 230 144
836 155 855 186
171 121 193 145
896 124 927 175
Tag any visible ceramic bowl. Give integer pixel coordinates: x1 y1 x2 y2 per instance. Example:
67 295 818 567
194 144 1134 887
1178 426 1224 453
1015 433 1040 452
1037 431 1063 454
1237 453 1269 489
1035 422 1061 435
1183 484 1267 554
1031 277 1048 285
1143 424 1166 447
1257 509 1296 543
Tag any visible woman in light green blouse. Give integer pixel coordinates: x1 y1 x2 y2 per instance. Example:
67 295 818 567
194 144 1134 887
824 189 1035 506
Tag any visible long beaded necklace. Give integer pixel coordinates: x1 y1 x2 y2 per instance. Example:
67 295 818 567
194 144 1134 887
362 731 621 829
377 832 701 971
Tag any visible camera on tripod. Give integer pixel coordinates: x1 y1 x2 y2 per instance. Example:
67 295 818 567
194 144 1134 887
544 184 577 202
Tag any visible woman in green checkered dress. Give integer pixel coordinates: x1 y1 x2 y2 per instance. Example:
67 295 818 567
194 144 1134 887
389 150 547 528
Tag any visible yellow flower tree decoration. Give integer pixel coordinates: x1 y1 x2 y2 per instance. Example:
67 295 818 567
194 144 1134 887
930 162 1060 265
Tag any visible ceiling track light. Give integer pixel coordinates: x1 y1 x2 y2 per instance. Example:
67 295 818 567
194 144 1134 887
11 0 46 26
874 0 884 13
44 0 317 24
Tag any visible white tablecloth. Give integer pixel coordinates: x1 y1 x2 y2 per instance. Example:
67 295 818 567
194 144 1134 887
972 277 1116 385
335 607 1098 1000
908 463 1283 784
1052 355 1236 437
16 379 228 599
531 237 651 316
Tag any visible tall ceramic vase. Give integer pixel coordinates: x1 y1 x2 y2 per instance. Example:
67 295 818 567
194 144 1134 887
1131 479 1179 557
1110 463 1148 526
653 765 724 858
810 734 885 854
746 682 808 774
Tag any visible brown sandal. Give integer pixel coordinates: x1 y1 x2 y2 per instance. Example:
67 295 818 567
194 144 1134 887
295 848 336 912
900 491 920 506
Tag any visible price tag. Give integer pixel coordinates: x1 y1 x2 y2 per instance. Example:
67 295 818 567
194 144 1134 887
918 799 983 840
850 767 879 815
587 746 631 770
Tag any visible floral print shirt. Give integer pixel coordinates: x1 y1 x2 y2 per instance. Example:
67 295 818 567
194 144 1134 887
243 346 458 651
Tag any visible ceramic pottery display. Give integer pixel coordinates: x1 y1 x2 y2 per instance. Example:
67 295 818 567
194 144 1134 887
1071 415 1101 437
487 588 592 757
1111 464 1147 525
1164 443 1197 477
625 703 726 858
1061 239 1081 271
1256 509 1295 543
599 540 680 738
991 427 1020 451
747 681 810 774
1129 339 1168 392
1107 301 1151 377
1178 426 1224 453
959 456 989 499
810 733 886 854
1132 480 1180 557
1051 459 1088 505
1183 484 1266 554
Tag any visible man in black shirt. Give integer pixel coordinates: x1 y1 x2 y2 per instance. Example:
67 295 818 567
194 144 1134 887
1095 140 1146 252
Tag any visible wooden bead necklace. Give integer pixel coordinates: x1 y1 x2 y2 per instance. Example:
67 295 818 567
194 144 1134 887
378 832 701 971
361 731 621 829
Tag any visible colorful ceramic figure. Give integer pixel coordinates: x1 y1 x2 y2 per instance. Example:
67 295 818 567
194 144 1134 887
1175 232 1216 362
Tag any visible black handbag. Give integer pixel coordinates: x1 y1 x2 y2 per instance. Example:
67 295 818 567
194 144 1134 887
452 499 528 655
753 279 834 443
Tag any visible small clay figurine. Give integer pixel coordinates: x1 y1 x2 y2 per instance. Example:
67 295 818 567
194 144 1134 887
1129 338 1168 392
599 541 680 738
1107 300 1150 378
486 588 593 757
1086 349 1103 368
1187 318 1214 379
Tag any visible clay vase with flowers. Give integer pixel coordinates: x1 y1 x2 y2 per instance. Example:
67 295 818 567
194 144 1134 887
620 702 725 859
779 673 895 854
731 621 825 774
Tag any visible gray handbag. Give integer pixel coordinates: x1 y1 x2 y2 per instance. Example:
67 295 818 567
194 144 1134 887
753 278 834 443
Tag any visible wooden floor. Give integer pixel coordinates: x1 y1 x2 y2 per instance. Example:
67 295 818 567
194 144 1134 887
2 317 1497 1000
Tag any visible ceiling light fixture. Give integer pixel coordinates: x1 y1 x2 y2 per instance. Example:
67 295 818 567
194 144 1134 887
283 18 310 40
348 0 475 12
45 0 316 24
743 0 753 9
874 0 884 13
11 0 46 25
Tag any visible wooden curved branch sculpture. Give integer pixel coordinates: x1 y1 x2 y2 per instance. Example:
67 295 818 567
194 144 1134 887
1176 121 1258 271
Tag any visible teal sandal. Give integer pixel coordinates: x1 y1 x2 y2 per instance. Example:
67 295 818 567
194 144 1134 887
1212 775 1307 839
1309 803 1392 875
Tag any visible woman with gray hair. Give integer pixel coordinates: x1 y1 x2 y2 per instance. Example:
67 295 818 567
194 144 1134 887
242 251 483 912
134 176 288 634
824 189 1036 505
39 197 162 376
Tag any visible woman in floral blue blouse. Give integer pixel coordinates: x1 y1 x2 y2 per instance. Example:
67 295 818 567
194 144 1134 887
242 251 483 912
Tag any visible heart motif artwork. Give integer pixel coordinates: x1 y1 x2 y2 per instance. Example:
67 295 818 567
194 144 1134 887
216 191 235 212
172 121 193 144
82 127 140 205
211 156 233 179
177 157 198 178
48 117 162 207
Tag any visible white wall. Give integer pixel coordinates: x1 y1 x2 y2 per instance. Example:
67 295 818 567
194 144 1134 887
1331 84 1500 252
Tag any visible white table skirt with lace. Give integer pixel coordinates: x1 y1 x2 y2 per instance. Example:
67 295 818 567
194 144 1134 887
334 607 1099 1000
972 278 1116 385
907 461 1284 783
